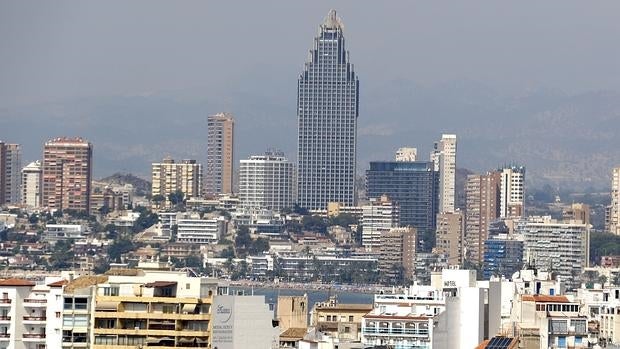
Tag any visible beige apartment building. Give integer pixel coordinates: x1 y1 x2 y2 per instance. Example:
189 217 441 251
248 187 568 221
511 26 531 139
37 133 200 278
379 226 417 283
0 141 22 205
151 158 202 209
435 211 464 266
42 137 93 212
465 171 501 264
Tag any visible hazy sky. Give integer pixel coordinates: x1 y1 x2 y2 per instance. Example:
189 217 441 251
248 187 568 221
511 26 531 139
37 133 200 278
1 1 620 108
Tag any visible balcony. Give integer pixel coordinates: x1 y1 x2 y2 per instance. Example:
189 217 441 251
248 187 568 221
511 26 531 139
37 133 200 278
23 333 46 341
0 333 10 340
0 299 11 304
0 316 10 322
363 328 430 337
23 299 47 307
23 316 47 323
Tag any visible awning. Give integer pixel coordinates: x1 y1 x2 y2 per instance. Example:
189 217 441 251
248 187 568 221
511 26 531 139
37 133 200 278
146 337 173 343
182 304 197 313
95 301 119 311
145 281 177 288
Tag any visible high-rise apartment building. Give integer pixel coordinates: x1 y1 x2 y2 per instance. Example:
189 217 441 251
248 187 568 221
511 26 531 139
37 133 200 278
297 10 359 210
431 134 457 214
500 165 525 218
521 216 589 289
0 142 22 205
378 227 417 284
366 161 439 234
465 171 501 264
21 160 42 208
42 137 93 212
151 158 202 209
435 211 464 266
239 152 294 211
205 112 234 196
482 234 524 280
608 167 620 235
361 195 399 251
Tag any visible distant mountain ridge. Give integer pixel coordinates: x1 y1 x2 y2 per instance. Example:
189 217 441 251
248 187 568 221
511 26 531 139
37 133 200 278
2 79 619 190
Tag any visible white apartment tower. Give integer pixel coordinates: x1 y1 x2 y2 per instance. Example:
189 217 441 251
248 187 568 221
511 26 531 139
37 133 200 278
206 112 234 196
239 152 294 211
608 167 620 235
362 195 399 251
431 134 456 213
521 216 589 289
21 161 42 208
395 147 417 162
500 165 525 218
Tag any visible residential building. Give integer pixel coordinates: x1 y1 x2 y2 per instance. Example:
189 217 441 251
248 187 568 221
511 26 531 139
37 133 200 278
483 234 524 280
0 277 65 349
366 161 439 234
563 202 591 226
378 227 416 283
310 298 372 343
465 171 501 264
609 167 620 235
45 224 87 244
176 214 227 244
361 195 399 250
151 158 202 209
509 295 587 348
395 147 417 162
431 134 457 214
42 137 93 212
434 211 464 266
21 160 42 208
205 112 234 196
0 142 21 205
499 165 525 218
521 216 589 289
326 202 363 219
297 10 359 211
239 152 294 211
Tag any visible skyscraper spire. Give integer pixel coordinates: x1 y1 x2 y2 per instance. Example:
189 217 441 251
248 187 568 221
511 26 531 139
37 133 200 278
323 9 343 30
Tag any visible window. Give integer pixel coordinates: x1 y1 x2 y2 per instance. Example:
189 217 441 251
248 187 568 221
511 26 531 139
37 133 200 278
56 312 61 319
103 287 119 296
349 315 354 322
344 326 350 333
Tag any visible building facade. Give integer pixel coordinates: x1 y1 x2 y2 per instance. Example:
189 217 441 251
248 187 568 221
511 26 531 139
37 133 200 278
297 10 359 210
366 161 439 234
151 158 202 209
500 165 525 218
609 167 620 235
434 211 464 266
21 160 42 208
483 234 524 280
42 137 93 212
378 227 417 283
239 152 294 211
361 195 399 250
205 112 234 196
431 134 457 214
0 142 22 205
521 217 589 289
465 171 501 265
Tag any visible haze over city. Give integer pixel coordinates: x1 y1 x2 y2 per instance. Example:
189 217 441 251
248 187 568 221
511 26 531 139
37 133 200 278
2 1 620 188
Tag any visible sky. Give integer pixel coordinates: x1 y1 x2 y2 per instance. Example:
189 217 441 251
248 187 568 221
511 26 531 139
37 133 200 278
1 1 620 108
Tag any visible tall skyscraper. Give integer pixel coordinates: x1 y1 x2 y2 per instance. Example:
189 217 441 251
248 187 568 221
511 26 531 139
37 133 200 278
431 134 457 213
608 167 620 235
22 160 42 208
465 171 501 264
152 158 203 209
42 137 93 212
366 161 439 234
239 152 294 211
206 112 234 197
297 10 359 210
499 165 525 218
0 142 22 205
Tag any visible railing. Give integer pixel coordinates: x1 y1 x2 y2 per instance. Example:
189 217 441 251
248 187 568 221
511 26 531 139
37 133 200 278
0 334 9 338
23 333 46 339
23 316 46 321
363 328 430 336
24 299 47 304
0 299 11 304
0 316 10 321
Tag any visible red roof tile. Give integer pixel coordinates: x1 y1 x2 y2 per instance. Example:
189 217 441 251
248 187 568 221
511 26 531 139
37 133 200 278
0 278 35 287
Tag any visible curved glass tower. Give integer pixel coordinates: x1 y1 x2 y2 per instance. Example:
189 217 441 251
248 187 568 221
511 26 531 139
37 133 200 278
297 10 359 210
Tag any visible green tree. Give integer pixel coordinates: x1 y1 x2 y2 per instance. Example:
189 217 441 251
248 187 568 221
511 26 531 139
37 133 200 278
108 238 135 262
50 240 75 270
168 190 185 206
302 215 328 234
152 194 165 207
329 213 358 227
249 237 270 255
234 226 252 257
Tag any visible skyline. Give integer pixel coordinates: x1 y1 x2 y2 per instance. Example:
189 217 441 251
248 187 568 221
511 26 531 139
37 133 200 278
1 2 620 188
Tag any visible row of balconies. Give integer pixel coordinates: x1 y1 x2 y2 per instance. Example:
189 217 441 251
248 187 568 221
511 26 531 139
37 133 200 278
363 328 430 336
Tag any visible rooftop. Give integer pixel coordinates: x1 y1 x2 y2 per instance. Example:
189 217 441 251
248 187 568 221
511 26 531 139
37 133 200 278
522 295 570 303
0 278 35 287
